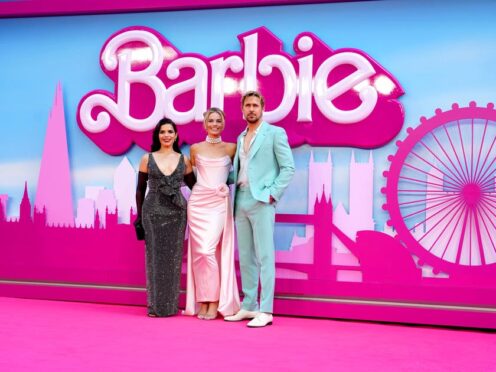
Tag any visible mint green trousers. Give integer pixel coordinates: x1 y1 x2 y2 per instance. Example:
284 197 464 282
234 187 276 313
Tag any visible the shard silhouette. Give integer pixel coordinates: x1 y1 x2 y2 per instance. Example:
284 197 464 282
34 83 74 226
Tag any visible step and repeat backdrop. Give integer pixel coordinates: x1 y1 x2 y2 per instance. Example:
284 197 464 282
1 0 495 328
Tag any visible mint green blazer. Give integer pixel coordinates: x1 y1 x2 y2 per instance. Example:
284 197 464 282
231 122 295 203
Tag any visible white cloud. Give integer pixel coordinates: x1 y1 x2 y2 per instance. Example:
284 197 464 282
0 160 40 188
0 161 123 191
72 166 121 185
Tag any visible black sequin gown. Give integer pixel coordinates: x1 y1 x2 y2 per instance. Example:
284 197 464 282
142 154 187 317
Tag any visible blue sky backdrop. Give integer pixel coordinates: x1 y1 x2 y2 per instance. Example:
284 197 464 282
1 0 496 231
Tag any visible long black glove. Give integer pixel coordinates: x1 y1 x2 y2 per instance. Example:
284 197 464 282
134 172 148 240
184 171 196 190
135 171 148 220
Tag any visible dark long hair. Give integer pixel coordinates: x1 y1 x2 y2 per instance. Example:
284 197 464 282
151 118 181 153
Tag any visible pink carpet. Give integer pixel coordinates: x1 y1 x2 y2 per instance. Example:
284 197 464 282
0 297 494 371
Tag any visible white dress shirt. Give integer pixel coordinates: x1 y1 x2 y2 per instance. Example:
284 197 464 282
237 122 264 188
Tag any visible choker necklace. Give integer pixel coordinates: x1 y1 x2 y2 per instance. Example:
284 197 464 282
206 136 222 144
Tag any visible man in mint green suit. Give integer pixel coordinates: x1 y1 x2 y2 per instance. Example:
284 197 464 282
224 91 295 327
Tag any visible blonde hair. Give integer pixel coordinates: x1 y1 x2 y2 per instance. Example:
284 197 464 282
241 90 265 109
203 107 226 125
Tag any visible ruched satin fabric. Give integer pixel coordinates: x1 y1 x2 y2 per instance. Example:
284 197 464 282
185 155 240 316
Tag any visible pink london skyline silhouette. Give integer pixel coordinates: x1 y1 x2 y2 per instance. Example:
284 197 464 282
1 86 495 319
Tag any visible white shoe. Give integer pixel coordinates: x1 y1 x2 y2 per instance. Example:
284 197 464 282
247 312 273 328
224 309 258 322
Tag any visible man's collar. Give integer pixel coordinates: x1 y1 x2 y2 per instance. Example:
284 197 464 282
242 121 265 136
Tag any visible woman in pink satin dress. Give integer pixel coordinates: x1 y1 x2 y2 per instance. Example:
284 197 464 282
185 107 240 320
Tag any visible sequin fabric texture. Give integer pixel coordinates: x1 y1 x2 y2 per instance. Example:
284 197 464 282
142 154 187 317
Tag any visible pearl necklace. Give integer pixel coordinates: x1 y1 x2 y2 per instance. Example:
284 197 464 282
206 136 222 144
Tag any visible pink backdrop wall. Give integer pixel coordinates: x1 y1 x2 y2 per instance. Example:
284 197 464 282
1 0 495 329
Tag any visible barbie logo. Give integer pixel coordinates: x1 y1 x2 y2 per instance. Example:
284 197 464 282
78 26 404 154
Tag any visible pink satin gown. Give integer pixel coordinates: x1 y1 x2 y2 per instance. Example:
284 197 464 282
184 154 240 316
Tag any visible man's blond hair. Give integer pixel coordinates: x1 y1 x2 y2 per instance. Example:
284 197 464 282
241 90 265 108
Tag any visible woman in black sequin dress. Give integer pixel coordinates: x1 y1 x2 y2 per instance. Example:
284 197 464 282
135 118 195 317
